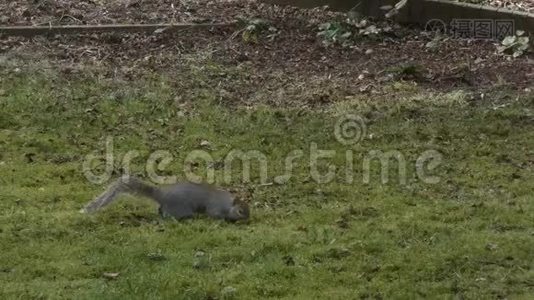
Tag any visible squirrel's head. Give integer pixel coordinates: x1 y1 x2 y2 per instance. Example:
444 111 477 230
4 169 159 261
227 198 250 222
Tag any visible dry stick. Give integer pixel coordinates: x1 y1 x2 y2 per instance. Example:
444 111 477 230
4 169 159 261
0 23 237 37
385 0 409 18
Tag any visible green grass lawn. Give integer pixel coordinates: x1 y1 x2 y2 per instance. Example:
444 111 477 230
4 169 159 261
1 68 534 299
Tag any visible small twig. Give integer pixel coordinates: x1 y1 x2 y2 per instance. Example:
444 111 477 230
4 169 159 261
385 0 409 18
59 14 84 25
349 1 363 12
0 22 237 37
228 27 246 42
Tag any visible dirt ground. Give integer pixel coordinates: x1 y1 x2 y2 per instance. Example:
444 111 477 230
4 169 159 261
1 0 533 26
1 0 533 107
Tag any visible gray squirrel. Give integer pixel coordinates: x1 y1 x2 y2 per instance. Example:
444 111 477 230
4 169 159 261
82 177 250 222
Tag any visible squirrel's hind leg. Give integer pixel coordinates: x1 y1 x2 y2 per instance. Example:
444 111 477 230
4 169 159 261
158 206 173 219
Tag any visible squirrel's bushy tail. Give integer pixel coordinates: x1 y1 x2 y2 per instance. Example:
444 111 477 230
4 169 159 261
81 177 158 213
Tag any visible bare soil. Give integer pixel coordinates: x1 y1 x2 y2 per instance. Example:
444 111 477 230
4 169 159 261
1 0 533 106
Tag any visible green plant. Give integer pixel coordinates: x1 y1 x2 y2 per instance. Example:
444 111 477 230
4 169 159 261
317 21 353 47
497 30 531 58
317 18 390 47
238 18 278 43
425 33 448 51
